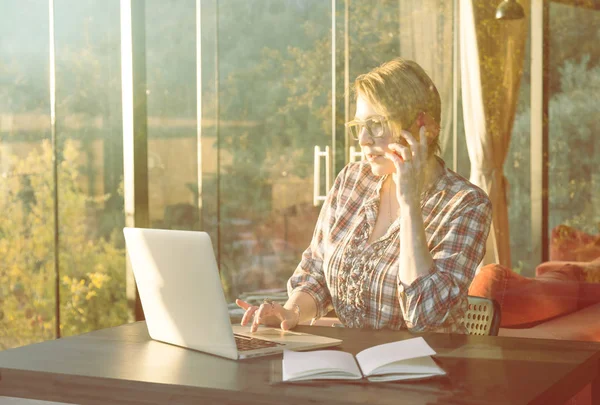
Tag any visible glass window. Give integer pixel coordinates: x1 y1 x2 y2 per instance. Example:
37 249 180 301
0 0 129 348
209 1 332 302
548 2 600 249
0 0 475 342
196 0 458 311
145 0 200 234
0 0 54 349
54 0 128 337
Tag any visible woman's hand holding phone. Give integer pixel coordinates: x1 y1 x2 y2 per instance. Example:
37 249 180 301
385 112 436 206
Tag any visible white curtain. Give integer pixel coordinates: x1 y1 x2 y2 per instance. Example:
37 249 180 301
398 0 454 154
460 0 529 268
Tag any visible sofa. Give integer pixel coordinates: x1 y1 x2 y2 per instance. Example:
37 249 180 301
469 260 600 341
469 224 600 341
468 225 600 405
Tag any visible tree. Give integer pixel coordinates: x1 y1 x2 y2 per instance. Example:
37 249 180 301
506 55 600 272
0 140 129 348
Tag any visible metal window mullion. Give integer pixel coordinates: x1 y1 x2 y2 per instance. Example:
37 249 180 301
121 0 149 321
452 0 460 172
530 0 549 265
48 0 61 339
331 0 336 179
195 0 203 231
343 0 350 164
215 0 221 270
541 0 549 263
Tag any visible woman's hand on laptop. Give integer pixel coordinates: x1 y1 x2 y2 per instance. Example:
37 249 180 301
236 299 298 333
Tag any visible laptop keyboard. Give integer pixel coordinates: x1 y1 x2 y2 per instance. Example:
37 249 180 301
234 334 283 352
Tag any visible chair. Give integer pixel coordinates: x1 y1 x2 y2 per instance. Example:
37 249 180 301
465 296 501 336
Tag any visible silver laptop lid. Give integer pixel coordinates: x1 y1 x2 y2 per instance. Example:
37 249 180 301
123 228 239 360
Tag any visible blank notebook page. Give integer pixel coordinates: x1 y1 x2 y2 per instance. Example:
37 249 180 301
283 350 362 380
355 337 436 376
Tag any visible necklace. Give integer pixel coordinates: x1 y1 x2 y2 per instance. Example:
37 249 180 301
386 177 395 226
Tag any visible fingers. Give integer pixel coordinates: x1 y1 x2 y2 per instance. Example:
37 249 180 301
279 306 291 330
238 299 257 327
387 144 412 162
240 304 258 326
398 145 412 162
236 298 250 310
419 126 428 153
271 302 286 323
250 301 285 332
251 304 268 332
384 151 403 172
389 127 429 166
400 130 418 149
399 128 427 157
238 299 293 332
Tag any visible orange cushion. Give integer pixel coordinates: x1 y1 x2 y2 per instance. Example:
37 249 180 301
537 257 600 280
550 225 600 262
536 258 600 309
469 264 581 328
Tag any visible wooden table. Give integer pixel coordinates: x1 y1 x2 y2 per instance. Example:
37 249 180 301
0 322 598 405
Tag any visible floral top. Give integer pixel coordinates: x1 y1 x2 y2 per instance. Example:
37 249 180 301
287 159 492 333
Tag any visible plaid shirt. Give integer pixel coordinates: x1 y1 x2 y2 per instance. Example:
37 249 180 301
287 159 492 333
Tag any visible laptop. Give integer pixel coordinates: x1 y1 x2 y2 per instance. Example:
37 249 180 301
123 227 342 360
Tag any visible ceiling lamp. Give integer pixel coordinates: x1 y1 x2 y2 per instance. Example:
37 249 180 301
495 0 525 20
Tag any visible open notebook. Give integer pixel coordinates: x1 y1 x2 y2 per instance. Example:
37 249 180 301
282 337 446 382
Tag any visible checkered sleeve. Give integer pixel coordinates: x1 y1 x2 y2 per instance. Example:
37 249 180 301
287 165 351 319
398 194 492 332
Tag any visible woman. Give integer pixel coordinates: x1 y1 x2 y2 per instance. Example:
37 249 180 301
237 58 492 333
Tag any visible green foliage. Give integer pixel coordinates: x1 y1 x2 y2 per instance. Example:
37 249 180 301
216 0 403 193
0 140 129 349
548 56 600 233
506 55 600 271
212 0 405 296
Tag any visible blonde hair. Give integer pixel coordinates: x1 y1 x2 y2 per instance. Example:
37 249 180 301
353 58 441 155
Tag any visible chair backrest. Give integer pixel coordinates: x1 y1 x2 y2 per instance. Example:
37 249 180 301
465 296 502 336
